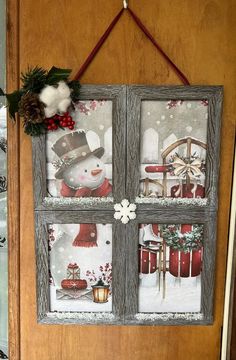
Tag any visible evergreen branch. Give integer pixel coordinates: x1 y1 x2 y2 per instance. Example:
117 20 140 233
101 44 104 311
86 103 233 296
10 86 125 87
46 66 72 85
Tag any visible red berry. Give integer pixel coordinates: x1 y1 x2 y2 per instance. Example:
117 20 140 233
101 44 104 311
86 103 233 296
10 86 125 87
47 125 52 130
71 121 75 125
67 116 72 121
62 122 67 127
49 118 54 125
53 125 58 130
67 121 72 126
59 121 64 126
68 125 74 130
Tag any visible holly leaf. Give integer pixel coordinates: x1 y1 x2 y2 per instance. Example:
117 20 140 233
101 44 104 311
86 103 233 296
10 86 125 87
46 66 72 85
0 88 5 96
68 80 81 102
6 90 23 120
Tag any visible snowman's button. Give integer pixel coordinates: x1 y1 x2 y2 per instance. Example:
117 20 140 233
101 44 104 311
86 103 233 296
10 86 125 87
82 152 87 156
90 232 96 237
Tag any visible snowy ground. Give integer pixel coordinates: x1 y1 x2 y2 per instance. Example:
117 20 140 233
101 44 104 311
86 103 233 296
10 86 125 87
50 286 112 312
139 272 201 313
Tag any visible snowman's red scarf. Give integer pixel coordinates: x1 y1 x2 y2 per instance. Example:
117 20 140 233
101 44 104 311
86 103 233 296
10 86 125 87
61 178 112 198
61 179 112 247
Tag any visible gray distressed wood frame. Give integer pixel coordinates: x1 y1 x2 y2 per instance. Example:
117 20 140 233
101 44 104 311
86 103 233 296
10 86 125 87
127 85 223 210
124 85 223 325
125 210 217 325
34 210 126 325
32 85 127 211
32 85 223 325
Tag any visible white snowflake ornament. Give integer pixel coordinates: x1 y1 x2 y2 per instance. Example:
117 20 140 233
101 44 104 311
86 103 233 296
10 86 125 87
114 199 137 224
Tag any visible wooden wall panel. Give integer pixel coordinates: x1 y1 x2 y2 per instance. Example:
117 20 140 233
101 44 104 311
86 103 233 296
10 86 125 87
11 0 236 359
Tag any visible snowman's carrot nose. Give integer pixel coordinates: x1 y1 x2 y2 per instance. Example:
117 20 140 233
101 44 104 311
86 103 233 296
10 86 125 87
91 169 103 176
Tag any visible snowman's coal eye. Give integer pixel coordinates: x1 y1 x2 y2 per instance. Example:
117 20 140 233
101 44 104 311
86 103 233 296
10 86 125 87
84 169 88 173
97 164 100 167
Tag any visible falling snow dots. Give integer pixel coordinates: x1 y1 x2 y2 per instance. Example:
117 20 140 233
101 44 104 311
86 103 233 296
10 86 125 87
62 142 67 147
187 103 192 109
156 120 160 125
58 247 64 253
147 112 151 116
69 178 74 182
170 114 174 119
161 115 165 120
99 124 105 130
57 270 61 274
186 126 193 133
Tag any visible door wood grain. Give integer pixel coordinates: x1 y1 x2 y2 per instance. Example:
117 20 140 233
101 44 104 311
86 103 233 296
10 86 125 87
8 0 236 359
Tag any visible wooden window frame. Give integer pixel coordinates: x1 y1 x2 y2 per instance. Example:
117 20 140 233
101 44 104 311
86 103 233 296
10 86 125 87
32 85 223 325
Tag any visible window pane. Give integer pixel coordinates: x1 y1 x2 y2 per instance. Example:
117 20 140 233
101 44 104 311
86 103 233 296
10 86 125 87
49 223 112 312
46 100 113 199
138 223 203 313
139 100 208 199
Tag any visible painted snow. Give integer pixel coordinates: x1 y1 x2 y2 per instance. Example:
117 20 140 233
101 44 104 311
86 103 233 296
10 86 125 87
49 223 112 312
46 100 113 198
139 100 208 198
138 224 202 313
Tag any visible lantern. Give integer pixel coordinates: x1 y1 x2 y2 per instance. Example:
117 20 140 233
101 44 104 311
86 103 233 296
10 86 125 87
92 280 110 303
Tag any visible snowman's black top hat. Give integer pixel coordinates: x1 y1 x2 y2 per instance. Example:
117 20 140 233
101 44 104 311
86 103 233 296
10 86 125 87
52 131 104 179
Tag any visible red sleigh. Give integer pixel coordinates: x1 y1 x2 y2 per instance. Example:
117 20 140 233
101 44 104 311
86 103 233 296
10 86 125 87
139 138 206 297
139 224 203 299
139 224 167 297
143 136 207 198
168 224 203 278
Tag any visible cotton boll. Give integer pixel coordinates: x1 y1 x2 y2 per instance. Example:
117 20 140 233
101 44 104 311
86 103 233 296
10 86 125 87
44 106 57 118
39 85 58 107
57 81 71 99
58 98 71 113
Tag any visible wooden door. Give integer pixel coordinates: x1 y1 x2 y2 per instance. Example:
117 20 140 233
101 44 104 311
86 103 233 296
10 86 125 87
8 0 236 359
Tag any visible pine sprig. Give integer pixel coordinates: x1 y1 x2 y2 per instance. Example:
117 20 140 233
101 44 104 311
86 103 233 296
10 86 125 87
68 80 81 102
24 122 46 136
21 66 47 93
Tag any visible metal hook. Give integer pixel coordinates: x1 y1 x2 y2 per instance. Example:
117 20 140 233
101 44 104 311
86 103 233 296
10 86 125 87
123 0 128 8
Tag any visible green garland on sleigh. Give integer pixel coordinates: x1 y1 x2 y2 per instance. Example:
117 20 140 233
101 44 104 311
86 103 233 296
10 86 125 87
161 224 204 253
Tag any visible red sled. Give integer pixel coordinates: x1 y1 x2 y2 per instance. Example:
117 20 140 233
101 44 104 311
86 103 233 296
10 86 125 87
61 279 88 290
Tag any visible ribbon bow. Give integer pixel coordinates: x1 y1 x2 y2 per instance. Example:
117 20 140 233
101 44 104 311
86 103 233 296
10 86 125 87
68 263 79 269
172 156 203 178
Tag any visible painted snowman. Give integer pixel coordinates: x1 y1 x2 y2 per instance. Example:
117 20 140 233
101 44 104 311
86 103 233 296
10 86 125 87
52 131 112 247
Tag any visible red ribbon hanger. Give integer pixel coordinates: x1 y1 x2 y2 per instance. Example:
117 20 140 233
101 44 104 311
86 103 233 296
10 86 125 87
74 1 190 85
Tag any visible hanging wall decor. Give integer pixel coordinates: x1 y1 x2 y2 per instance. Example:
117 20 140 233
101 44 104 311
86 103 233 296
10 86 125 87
2 2 223 325
33 84 222 325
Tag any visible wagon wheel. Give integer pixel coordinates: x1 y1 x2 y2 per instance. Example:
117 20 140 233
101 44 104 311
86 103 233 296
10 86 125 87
161 137 207 196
